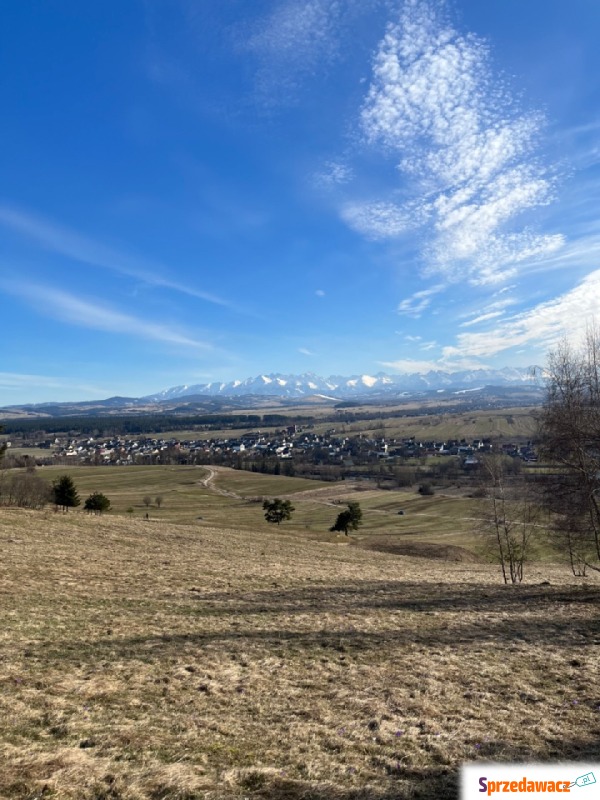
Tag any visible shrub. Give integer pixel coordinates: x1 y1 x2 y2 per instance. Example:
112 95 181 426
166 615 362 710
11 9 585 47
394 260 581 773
84 492 111 515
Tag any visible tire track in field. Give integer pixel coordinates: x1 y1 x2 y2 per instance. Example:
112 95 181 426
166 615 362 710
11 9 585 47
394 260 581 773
197 467 242 498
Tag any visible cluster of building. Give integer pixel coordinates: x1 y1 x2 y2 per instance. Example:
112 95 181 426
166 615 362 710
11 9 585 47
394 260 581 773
13 426 537 467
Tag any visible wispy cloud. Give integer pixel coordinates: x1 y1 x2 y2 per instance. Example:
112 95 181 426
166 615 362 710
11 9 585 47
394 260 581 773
346 0 563 284
314 160 355 187
397 283 444 317
0 205 233 309
379 355 485 373
0 372 108 396
444 269 600 359
2 281 212 350
298 347 315 356
340 201 418 239
242 0 342 103
459 311 505 328
315 289 326 297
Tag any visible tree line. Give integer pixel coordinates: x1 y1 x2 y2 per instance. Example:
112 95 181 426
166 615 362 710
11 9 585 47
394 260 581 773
0 413 313 437
0 465 111 515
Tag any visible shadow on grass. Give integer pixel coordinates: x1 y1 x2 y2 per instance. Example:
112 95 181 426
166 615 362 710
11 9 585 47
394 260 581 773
241 731 600 800
42 615 597 659
246 766 456 800
28 580 599 666
194 580 599 616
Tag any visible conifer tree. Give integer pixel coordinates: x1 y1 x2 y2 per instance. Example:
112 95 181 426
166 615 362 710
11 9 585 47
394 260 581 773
330 502 363 536
84 492 111 515
52 475 80 512
263 498 295 525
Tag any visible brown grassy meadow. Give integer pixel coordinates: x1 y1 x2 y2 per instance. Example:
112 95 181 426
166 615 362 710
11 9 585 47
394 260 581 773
0 478 599 799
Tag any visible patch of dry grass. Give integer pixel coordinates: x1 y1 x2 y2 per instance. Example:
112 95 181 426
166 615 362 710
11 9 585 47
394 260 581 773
0 508 598 799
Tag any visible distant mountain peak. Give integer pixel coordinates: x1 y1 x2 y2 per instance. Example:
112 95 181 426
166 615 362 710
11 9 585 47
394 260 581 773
143 367 544 402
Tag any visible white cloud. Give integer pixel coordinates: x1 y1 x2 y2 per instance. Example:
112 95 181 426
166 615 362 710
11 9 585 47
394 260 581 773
2 281 211 350
315 289 326 297
397 283 444 317
459 311 504 328
444 270 600 359
314 160 354 187
341 200 419 239
353 0 563 284
379 355 486 373
0 205 233 309
243 0 344 102
247 0 336 60
0 372 108 396
298 347 315 356
379 358 443 373
458 297 517 321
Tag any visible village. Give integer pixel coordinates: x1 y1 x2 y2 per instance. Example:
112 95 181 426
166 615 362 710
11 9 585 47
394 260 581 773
7 424 538 477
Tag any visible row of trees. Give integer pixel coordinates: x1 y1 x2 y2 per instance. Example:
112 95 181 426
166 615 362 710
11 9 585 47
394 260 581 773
0 470 111 515
143 495 163 509
52 475 111 514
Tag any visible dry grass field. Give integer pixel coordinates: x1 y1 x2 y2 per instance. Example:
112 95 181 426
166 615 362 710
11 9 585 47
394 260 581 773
27 465 555 560
34 466 494 553
1 504 599 800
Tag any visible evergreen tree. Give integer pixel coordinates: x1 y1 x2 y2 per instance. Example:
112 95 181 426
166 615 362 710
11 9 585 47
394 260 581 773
84 492 111 515
330 502 363 536
263 498 295 525
52 475 80 512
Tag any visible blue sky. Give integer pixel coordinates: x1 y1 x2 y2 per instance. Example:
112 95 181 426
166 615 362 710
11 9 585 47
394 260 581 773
2 0 600 403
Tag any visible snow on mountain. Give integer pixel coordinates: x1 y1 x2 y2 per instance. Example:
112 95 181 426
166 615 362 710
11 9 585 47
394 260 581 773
143 367 544 402
361 375 377 387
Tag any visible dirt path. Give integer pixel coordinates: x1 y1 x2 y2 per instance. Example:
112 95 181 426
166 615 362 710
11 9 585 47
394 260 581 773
197 466 242 499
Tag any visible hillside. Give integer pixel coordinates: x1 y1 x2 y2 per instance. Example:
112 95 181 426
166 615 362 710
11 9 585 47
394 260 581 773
0 507 598 800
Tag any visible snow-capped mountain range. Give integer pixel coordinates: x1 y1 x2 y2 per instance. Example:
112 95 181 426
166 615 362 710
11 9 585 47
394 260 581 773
145 367 545 402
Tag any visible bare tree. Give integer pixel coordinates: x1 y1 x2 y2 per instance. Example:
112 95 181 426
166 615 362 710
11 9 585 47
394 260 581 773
0 426 6 466
1 471 51 509
155 495 163 509
537 329 600 573
143 495 152 509
478 455 539 584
